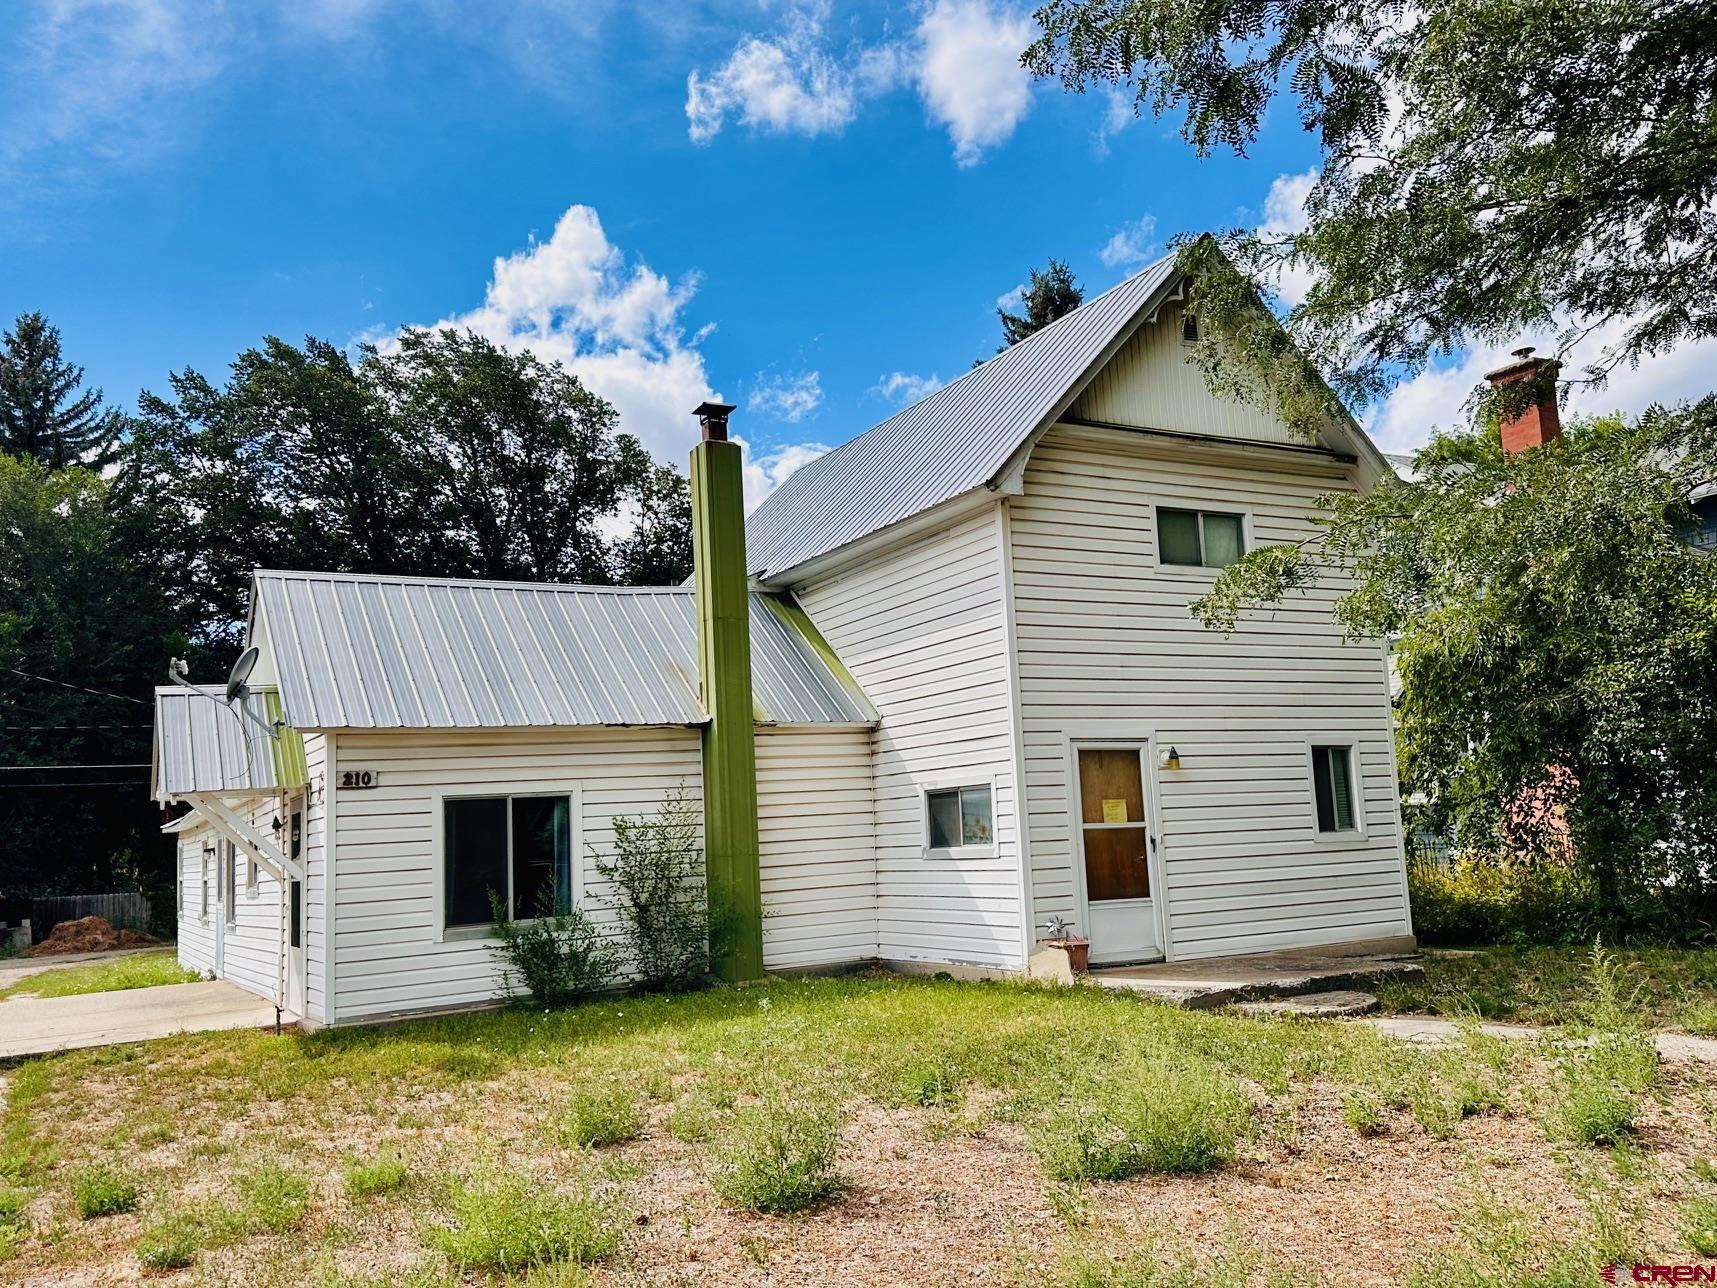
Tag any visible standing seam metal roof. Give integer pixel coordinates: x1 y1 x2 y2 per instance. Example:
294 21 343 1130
744 255 1180 579
251 571 874 730
153 686 308 799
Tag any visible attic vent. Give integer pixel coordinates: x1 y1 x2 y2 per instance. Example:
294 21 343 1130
1181 313 1199 343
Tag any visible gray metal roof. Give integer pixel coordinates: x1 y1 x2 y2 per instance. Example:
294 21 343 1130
745 255 1181 580
251 570 875 730
153 685 308 800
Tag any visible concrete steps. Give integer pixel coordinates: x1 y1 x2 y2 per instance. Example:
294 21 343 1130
1234 989 1380 1019
1090 949 1423 1012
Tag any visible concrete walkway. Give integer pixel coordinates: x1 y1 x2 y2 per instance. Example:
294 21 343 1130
0 980 280 1060
1090 947 1424 1008
1368 1014 1717 1063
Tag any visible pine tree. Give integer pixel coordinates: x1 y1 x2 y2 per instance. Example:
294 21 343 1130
0 312 126 469
996 260 1085 350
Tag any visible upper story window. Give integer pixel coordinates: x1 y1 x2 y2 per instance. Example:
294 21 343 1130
1158 507 1245 569
1181 313 1199 343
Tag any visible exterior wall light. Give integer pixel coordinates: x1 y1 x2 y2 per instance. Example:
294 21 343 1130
1159 745 1181 770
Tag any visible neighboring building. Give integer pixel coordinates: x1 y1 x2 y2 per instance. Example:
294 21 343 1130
155 252 1414 1028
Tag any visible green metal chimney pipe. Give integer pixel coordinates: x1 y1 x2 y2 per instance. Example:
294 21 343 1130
689 401 765 982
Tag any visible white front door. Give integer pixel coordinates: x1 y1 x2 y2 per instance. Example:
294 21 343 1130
1073 743 1162 964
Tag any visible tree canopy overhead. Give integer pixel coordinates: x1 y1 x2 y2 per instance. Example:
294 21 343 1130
1025 0 1717 426
0 312 127 469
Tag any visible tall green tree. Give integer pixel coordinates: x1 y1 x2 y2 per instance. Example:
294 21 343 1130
0 456 181 897
997 259 1085 350
117 329 694 654
0 312 126 468
1190 401 1717 930
1025 0 1717 428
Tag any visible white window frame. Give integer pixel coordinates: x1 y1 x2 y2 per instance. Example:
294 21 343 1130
1305 737 1368 846
200 844 212 922
921 774 998 860
1153 504 1253 577
432 785 584 943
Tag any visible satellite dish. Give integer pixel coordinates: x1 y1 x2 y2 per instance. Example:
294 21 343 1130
225 647 260 703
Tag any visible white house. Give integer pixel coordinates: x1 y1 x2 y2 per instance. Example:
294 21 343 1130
154 253 1412 1029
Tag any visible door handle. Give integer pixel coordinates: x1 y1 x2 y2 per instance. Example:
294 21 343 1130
1148 834 1158 852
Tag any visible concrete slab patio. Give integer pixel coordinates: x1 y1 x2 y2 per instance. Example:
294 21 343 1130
1090 946 1425 1009
0 980 280 1060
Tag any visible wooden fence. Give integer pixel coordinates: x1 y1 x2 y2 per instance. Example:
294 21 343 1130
29 893 153 943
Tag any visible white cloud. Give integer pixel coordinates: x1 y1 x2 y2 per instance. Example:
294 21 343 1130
402 203 717 464
683 0 1034 165
1093 87 1134 157
995 283 1026 313
1365 318 1717 454
738 437 828 511
1258 168 1319 307
748 370 823 423
914 0 1034 166
872 370 944 404
685 5 860 143
1098 214 1158 269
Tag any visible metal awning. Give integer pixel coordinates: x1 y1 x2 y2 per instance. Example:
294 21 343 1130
152 685 308 803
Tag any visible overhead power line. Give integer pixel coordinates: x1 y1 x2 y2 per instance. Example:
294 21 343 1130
4 668 152 706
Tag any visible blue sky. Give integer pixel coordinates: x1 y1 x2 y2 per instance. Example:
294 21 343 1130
5 1 1700 502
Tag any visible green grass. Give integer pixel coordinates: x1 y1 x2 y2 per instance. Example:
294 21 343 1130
424 1171 620 1274
553 1084 645 1149
1031 1059 1250 1182
238 1164 309 1233
710 1093 842 1213
1379 943 1717 1029
0 949 198 1001
344 1152 409 1199
73 1163 139 1218
136 1210 201 1270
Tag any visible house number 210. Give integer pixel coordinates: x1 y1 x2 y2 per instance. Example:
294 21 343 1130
340 770 379 789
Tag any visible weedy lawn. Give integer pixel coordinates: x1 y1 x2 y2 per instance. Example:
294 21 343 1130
0 949 200 1002
0 966 1712 1285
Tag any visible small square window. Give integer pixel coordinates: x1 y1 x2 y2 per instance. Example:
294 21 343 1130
926 785 993 854
1158 507 1245 568
444 794 573 931
1311 745 1358 833
1182 313 1199 343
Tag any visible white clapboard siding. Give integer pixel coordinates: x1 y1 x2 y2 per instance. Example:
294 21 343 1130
176 828 215 976
1009 421 1409 960
328 727 703 1020
1072 300 1298 448
795 506 1026 970
756 727 877 968
212 794 288 1006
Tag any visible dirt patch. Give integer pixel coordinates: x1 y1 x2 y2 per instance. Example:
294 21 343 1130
29 916 161 956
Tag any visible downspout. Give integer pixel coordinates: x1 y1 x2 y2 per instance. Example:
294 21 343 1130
689 402 766 982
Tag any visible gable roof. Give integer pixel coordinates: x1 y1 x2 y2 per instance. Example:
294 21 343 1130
745 252 1392 582
250 570 875 731
153 685 308 801
745 255 1182 581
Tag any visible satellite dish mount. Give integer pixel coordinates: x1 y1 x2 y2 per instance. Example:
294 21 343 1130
167 649 284 742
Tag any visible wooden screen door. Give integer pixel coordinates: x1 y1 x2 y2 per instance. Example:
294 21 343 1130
1074 744 1161 963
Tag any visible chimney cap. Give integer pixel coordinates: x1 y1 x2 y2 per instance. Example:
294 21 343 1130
694 401 737 442
1484 348 1557 385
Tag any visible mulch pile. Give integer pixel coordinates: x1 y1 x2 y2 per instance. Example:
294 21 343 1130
29 915 161 956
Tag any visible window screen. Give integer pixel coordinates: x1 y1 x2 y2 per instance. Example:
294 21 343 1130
1311 745 1358 833
1158 508 1245 568
926 785 993 851
512 795 572 920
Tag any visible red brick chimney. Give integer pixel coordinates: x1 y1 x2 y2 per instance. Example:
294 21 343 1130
1485 347 1562 454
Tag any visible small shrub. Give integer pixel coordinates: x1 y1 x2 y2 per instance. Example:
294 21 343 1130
345 1153 409 1199
1341 1091 1385 1137
489 891 619 1009
0 1188 27 1222
425 1171 620 1274
136 1212 200 1270
239 1164 309 1233
898 1055 963 1108
1546 1064 1637 1147
74 1164 139 1219
1404 855 1606 947
1684 1194 1717 1258
710 1095 841 1214
595 785 718 992
555 1085 645 1149
1032 1064 1249 1182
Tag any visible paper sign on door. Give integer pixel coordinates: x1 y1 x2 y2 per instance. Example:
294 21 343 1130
1101 799 1128 823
